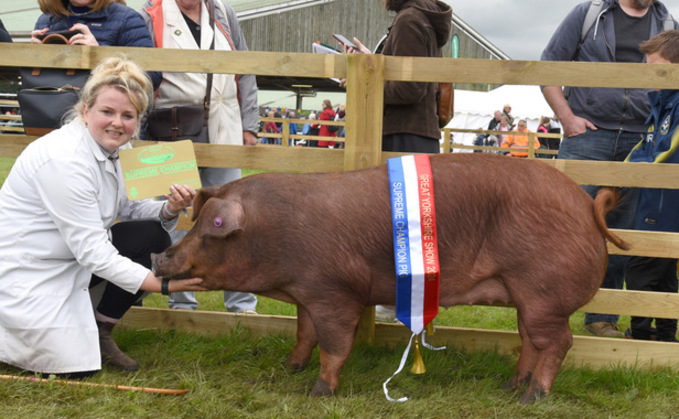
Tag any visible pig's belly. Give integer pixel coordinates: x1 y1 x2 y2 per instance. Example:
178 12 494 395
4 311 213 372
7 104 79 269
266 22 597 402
440 278 512 308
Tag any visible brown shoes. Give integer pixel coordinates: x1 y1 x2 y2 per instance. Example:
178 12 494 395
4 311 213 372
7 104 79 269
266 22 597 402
584 321 625 338
97 321 140 372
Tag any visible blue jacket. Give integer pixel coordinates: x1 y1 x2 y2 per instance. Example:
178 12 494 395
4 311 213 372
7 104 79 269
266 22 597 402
35 3 161 88
627 89 679 232
541 0 677 133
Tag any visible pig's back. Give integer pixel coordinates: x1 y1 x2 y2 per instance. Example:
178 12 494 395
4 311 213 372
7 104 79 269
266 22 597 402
236 153 606 309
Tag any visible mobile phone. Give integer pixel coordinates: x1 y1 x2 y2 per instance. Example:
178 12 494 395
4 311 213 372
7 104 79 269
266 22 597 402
332 34 358 50
38 30 82 44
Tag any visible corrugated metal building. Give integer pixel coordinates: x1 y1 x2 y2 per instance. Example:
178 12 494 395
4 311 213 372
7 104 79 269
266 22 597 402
2 0 507 59
233 0 507 63
1 0 507 106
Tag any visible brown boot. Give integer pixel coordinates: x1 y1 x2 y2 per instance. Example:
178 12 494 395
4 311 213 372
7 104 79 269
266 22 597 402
97 321 139 372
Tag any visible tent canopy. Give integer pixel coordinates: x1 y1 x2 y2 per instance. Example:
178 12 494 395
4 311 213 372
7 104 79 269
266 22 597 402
447 84 556 146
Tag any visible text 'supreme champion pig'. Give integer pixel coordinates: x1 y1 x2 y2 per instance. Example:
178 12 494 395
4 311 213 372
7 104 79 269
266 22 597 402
152 153 629 403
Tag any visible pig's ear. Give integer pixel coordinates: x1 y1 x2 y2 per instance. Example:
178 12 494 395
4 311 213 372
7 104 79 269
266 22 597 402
192 186 220 221
198 200 244 239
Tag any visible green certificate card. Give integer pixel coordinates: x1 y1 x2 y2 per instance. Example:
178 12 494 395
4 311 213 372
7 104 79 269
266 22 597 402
119 140 202 200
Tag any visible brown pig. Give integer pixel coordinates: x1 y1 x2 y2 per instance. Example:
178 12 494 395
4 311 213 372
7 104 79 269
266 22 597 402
152 153 628 403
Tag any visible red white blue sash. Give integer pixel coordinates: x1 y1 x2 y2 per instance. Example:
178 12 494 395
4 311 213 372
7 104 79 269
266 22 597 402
388 154 440 334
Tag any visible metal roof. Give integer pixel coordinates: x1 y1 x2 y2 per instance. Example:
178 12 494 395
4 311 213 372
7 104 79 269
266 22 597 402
2 0 507 61
0 0 335 38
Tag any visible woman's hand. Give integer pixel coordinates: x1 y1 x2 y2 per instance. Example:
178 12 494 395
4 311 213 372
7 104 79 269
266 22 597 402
339 37 372 88
31 28 49 44
141 273 209 293
163 184 196 219
342 37 371 54
243 131 258 146
67 23 99 46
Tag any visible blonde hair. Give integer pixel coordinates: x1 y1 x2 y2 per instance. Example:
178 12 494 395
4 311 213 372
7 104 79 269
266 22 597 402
39 0 126 16
70 56 153 136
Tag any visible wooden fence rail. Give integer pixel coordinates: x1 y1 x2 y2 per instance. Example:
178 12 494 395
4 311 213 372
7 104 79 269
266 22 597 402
2 43 679 367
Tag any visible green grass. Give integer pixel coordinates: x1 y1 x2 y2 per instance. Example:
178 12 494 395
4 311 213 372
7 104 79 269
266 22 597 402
0 157 14 185
0 295 673 418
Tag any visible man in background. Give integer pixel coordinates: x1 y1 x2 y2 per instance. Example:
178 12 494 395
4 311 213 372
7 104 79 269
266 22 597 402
540 0 678 337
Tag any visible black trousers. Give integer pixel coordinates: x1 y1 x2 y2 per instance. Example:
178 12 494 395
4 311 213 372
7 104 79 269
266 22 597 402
90 220 171 320
626 256 679 341
382 133 440 153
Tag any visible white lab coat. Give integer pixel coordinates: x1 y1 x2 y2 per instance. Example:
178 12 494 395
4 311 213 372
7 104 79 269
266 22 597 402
0 121 174 373
153 0 243 145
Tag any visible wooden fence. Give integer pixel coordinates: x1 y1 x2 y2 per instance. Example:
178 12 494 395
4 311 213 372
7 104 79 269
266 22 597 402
1 43 679 368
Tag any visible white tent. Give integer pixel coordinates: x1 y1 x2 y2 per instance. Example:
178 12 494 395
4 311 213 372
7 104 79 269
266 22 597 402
259 84 557 149
446 84 556 147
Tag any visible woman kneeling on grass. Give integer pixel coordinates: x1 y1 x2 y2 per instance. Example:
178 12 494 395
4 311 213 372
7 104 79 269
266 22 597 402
0 56 206 378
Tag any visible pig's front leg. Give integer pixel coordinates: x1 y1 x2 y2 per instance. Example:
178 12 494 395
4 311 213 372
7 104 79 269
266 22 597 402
309 299 365 396
286 304 318 373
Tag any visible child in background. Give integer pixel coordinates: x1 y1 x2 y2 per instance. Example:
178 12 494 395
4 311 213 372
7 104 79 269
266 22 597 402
624 30 679 342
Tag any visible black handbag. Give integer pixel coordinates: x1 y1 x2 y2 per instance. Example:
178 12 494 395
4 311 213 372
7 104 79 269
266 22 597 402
18 84 83 136
18 33 90 136
146 104 210 143
147 0 215 143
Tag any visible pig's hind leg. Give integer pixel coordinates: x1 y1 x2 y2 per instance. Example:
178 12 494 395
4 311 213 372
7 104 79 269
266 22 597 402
286 305 318 372
514 308 573 403
502 314 539 392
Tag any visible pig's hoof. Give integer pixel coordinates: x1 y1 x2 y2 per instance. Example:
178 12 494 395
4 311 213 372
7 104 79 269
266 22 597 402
502 371 530 391
501 380 519 391
310 379 333 397
285 358 309 373
288 363 307 373
519 382 547 404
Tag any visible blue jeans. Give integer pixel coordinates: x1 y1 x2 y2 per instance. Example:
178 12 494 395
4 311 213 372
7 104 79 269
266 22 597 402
559 128 642 325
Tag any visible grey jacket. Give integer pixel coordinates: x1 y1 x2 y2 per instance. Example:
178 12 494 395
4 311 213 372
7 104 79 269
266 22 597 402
140 0 259 134
541 0 677 133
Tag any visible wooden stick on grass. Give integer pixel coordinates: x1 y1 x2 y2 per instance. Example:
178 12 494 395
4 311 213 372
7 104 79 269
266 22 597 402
0 374 190 395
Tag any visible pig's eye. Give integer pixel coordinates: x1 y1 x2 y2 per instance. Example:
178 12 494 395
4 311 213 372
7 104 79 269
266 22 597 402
214 217 223 227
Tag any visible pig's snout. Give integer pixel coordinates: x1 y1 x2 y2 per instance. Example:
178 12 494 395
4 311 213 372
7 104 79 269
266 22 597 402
151 248 193 280
151 251 175 278
150 252 164 276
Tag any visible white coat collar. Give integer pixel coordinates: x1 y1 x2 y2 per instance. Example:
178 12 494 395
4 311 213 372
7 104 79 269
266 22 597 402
81 122 123 177
163 0 215 51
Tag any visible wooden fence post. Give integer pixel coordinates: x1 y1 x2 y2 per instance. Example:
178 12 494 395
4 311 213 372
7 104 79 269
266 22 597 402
343 53 384 171
344 53 385 345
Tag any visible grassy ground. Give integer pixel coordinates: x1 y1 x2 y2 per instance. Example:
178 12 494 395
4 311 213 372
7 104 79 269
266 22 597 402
0 294 674 418
0 157 13 185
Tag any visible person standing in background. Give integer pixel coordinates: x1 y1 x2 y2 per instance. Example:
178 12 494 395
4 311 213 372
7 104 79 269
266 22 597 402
141 0 259 314
624 30 679 342
502 104 515 129
313 99 336 148
488 110 502 131
342 0 451 320
541 0 678 337
343 0 452 153
537 116 551 150
32 0 161 88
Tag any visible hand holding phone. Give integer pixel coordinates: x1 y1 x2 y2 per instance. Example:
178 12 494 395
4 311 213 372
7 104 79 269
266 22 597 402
333 34 358 50
38 30 82 44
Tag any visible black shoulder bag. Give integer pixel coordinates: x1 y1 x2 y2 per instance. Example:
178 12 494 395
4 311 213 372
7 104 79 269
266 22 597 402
146 0 215 143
